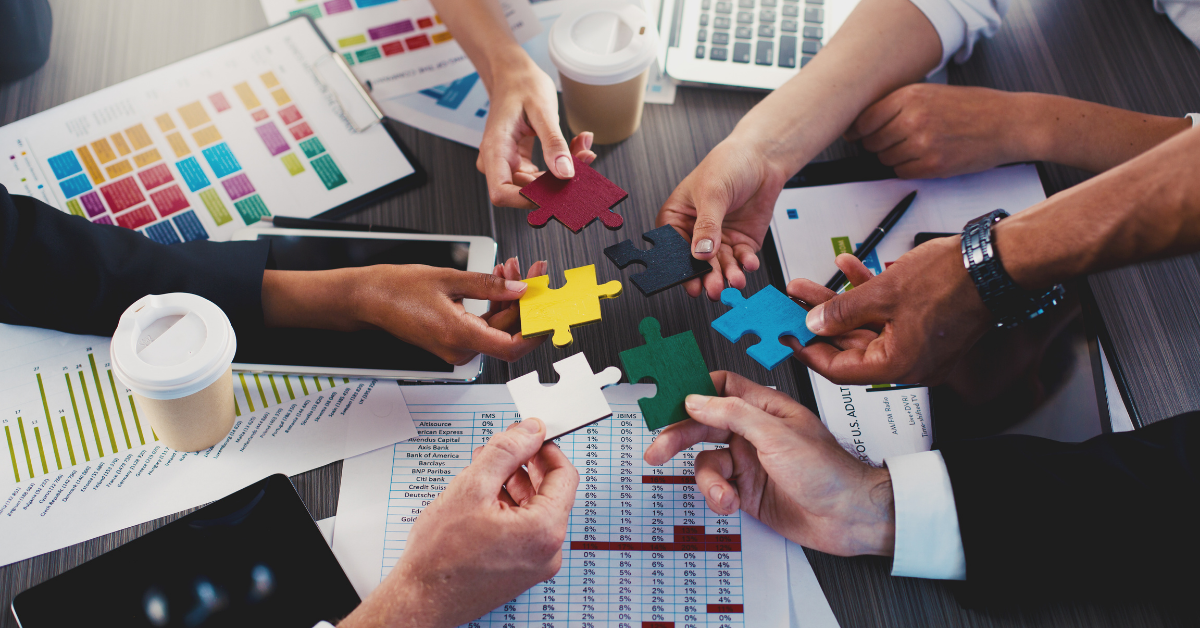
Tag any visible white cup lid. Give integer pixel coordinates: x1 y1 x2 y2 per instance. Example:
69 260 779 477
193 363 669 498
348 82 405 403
548 2 659 86
110 293 237 400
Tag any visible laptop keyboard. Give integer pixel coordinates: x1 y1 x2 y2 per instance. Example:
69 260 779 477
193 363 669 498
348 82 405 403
694 0 823 68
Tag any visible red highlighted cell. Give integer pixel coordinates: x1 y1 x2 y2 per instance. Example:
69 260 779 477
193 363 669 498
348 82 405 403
382 41 405 56
405 34 431 50
137 163 174 190
99 176 145 213
278 104 303 125
149 184 189 217
289 121 314 141
642 475 696 484
251 109 269 122
417 16 434 28
643 623 674 628
209 92 232 112
115 205 156 230
707 604 744 614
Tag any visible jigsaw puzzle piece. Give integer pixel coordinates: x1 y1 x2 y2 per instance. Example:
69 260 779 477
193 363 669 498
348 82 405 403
521 155 628 232
506 352 623 440
520 264 623 347
712 285 816 370
619 317 718 431
604 225 711 296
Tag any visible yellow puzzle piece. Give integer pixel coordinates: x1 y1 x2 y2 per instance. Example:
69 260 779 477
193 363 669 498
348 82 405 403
520 264 623 347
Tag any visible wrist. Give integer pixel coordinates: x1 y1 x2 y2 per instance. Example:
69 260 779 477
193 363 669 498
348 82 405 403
478 44 539 93
1009 92 1057 163
856 466 897 556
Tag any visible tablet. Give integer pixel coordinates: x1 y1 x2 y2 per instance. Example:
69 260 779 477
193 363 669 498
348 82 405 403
231 227 496 382
11 474 360 628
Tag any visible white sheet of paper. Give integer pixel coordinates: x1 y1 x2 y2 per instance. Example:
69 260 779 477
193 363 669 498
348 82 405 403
377 0 676 149
769 164 1047 464
333 384 826 627
0 18 414 244
0 323 416 567
317 515 337 546
260 0 541 99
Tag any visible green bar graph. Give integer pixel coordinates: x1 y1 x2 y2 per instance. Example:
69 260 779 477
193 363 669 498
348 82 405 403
60 417 77 465
35 373 62 469
128 396 145 445
234 397 241 417
314 377 322 392
299 377 309 396
88 354 118 453
107 369 132 448
74 371 103 458
268 375 282 404
284 376 296 400
239 373 255 412
17 417 33 478
328 377 335 388
254 374 268 408
343 378 349 384
33 426 48 474
5 425 19 482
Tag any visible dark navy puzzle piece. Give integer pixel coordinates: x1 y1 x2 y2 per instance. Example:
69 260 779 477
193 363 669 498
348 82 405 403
520 155 628 232
619 317 717 431
603 225 711 296
712 285 816 370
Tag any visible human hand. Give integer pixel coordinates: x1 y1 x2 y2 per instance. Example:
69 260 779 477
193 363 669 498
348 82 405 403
845 84 1032 179
356 258 549 364
656 138 792 300
478 57 597 208
340 418 579 628
789 236 994 385
644 371 894 556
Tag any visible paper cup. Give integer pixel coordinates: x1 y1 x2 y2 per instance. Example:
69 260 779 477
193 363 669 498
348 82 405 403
111 294 237 452
549 3 659 144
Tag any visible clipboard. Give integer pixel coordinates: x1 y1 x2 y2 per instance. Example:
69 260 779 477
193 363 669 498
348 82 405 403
0 15 425 240
760 155 1124 442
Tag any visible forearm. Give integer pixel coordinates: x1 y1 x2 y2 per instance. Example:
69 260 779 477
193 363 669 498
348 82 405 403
1018 92 1192 172
995 126 1200 290
729 0 942 174
429 0 531 92
261 268 369 332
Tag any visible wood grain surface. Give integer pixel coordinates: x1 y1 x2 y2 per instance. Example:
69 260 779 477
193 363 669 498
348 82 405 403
1 0 1196 626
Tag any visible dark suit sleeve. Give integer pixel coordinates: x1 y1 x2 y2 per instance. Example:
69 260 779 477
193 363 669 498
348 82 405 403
0 184 271 336
940 412 1200 601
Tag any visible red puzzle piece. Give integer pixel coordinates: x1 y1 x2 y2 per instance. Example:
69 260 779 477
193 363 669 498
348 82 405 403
520 156 628 232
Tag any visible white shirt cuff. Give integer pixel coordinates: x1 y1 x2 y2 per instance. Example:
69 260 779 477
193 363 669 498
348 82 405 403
313 622 336 628
906 0 1008 76
885 450 967 580
1187 113 1199 127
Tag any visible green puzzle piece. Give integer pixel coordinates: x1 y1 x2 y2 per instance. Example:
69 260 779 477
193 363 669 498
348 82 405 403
619 317 718 431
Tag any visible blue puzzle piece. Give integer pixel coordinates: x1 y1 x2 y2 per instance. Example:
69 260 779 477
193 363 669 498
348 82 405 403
712 285 816 369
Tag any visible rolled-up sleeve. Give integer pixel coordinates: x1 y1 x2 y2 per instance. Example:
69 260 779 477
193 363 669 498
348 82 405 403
908 0 1009 75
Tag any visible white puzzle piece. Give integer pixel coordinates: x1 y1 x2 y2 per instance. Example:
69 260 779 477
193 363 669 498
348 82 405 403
507 353 623 440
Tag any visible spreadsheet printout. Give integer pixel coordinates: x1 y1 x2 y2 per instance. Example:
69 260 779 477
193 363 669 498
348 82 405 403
334 384 802 628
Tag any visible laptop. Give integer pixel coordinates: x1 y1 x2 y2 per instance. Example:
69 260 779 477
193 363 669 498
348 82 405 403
659 0 860 90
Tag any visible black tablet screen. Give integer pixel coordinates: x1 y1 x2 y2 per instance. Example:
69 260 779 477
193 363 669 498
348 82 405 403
234 235 473 373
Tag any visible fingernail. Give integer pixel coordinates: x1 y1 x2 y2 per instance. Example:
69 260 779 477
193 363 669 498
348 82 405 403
556 155 575 178
684 395 710 411
710 485 724 504
517 418 542 433
695 239 714 254
506 280 527 293
806 303 825 334
583 132 594 150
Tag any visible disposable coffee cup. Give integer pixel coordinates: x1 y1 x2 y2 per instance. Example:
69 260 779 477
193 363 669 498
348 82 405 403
549 3 659 145
111 293 237 452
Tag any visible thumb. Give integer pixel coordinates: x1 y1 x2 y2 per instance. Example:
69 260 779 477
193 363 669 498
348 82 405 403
689 191 730 260
465 418 546 495
446 271 529 301
526 101 574 179
805 282 888 337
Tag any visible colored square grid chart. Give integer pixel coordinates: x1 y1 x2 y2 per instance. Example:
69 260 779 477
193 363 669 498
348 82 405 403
221 173 256 200
209 92 231 113
198 189 233 226
59 173 92 199
281 153 305 176
99 176 144 213
278 105 303 125
80 192 105 217
289 121 313 141
172 210 209 242
137 163 174 190
143 221 181 245
255 123 290 157
176 157 210 192
92 215 114 226
116 205 156 230
201 143 242 178
66 199 84 216
299 136 325 158
233 195 270 225
47 151 83 180
310 154 347 190
149 185 189 217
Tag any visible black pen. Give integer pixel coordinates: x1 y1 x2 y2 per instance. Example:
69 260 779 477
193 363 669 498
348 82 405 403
824 190 918 291
260 215 426 234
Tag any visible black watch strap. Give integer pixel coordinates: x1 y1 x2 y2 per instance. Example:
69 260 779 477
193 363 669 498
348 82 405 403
962 210 1065 328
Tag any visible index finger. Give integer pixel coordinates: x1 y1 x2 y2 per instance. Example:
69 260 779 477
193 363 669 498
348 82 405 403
793 337 907 385
525 442 580 517
644 418 732 466
482 146 536 210
845 92 904 142
453 313 546 363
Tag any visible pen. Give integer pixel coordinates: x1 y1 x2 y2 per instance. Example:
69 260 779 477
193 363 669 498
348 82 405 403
823 190 918 291
260 215 426 234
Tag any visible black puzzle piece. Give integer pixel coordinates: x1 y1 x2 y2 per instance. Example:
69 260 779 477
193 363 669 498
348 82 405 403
604 225 712 296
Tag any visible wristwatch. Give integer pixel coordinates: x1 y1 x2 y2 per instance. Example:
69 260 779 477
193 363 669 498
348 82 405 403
961 210 1065 328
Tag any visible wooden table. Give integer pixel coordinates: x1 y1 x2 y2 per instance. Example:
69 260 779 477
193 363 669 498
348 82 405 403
1 0 1196 626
